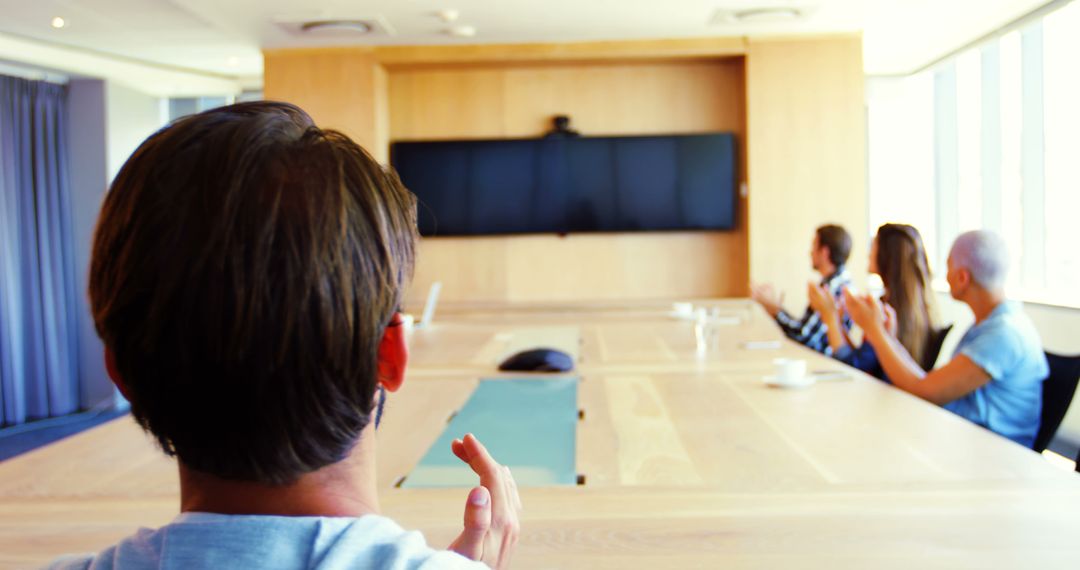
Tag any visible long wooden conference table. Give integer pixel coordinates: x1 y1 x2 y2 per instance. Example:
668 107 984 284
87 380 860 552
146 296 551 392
2 299 1079 568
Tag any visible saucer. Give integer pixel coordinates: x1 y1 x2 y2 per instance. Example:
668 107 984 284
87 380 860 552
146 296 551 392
763 375 815 388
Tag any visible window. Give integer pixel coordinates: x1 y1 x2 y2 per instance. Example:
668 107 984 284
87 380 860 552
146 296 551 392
868 1 1080 308
1042 2 1080 305
166 91 261 122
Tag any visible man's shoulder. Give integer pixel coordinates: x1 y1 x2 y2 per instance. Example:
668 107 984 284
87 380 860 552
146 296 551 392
959 303 1047 380
44 553 96 570
824 268 852 293
971 303 1042 349
44 527 153 570
45 514 484 570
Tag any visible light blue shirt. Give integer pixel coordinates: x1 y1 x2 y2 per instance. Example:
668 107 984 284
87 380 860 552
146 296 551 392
945 301 1048 448
47 512 486 570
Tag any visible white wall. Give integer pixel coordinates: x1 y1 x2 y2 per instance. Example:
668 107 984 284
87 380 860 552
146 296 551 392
105 82 166 182
66 80 166 409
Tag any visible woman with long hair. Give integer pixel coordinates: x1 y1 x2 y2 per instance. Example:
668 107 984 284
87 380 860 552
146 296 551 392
809 223 939 379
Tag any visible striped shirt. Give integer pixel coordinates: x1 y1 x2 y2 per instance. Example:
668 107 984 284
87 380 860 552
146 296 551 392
775 267 852 355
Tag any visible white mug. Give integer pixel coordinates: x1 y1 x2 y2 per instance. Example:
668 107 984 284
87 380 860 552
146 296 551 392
772 358 808 385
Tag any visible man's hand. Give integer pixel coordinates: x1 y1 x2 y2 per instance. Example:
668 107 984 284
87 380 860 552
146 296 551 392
447 434 521 569
750 283 784 317
806 282 838 320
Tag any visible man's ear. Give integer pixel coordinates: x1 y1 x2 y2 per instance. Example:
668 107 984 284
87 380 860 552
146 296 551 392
957 268 974 293
377 316 408 393
104 346 133 401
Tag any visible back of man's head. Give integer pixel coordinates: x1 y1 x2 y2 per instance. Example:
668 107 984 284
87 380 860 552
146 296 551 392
89 101 417 485
950 230 1008 291
816 224 852 267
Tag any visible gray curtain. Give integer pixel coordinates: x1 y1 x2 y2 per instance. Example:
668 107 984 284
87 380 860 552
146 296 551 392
0 75 80 426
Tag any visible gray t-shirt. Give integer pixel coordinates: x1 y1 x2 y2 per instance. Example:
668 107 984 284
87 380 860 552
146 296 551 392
47 512 487 570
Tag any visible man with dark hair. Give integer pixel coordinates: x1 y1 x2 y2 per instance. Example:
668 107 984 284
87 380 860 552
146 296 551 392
751 224 853 355
50 102 519 569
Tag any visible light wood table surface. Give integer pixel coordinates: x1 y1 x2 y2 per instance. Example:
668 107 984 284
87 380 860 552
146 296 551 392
2 299 1079 568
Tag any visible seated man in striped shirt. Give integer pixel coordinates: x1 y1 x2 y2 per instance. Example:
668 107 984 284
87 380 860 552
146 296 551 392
751 224 853 355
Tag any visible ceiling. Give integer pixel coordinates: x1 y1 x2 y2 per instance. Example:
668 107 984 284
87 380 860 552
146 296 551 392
0 0 1054 95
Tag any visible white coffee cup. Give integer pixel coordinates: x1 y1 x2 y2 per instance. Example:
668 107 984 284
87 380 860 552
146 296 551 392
772 358 808 386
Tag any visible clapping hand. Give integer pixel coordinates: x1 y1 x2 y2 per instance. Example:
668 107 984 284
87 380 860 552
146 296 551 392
842 289 886 334
806 282 838 321
881 301 898 337
448 434 521 569
750 283 784 317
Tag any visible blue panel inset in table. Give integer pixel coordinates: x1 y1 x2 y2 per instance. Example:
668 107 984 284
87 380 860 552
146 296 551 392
403 377 578 488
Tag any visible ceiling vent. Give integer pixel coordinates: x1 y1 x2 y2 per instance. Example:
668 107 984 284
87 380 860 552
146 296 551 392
274 15 396 38
710 6 812 25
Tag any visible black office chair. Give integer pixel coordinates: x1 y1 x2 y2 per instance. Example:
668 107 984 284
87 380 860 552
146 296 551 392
1033 352 1080 453
921 324 954 371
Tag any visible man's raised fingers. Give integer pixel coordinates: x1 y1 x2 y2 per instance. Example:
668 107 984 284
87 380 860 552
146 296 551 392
448 486 491 561
460 434 504 479
451 438 469 464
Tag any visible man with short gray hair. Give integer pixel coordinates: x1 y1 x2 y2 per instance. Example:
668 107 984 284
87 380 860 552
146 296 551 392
845 230 1048 447
949 230 1009 290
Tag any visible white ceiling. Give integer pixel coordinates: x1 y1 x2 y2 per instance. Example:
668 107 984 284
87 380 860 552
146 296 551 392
0 0 1054 95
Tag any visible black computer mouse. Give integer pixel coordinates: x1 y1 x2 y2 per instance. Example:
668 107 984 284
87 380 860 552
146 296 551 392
498 348 574 372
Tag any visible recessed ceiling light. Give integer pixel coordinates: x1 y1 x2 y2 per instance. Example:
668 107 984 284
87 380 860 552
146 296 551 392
436 9 460 23
446 24 476 38
300 20 372 34
51 16 66 29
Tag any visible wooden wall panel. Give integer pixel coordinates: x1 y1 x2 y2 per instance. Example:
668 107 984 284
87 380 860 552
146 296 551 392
503 232 748 303
263 48 381 154
746 36 867 311
388 68 507 140
390 59 749 305
409 231 748 305
374 37 746 65
389 60 745 141
372 63 390 164
412 238 511 303
259 37 869 306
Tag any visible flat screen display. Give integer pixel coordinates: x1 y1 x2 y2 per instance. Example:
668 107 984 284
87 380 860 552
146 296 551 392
390 133 737 236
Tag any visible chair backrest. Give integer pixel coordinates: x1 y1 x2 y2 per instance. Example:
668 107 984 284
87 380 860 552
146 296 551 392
1033 352 1080 453
921 324 954 371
